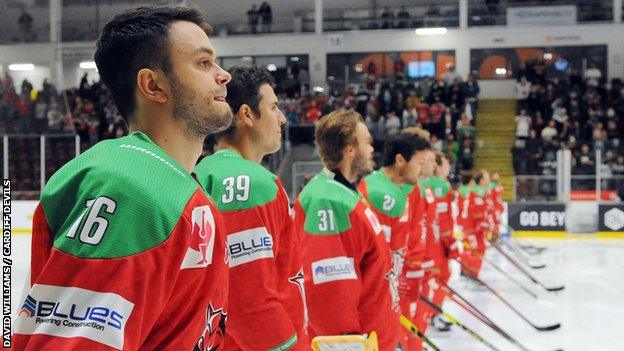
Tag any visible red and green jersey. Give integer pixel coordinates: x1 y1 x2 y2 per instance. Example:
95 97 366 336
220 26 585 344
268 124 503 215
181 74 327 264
195 148 307 351
294 169 400 350
457 184 472 229
425 176 454 235
402 184 426 275
13 132 229 351
357 169 410 312
489 181 504 214
463 185 488 231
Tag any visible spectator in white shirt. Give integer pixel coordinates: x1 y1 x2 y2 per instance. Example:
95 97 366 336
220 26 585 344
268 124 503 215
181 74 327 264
442 65 461 86
515 109 532 138
514 76 531 113
584 62 602 87
541 120 558 141
385 110 402 136
551 104 569 131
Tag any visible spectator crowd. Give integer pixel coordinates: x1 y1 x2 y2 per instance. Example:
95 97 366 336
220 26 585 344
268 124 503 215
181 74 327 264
279 64 480 183
2 64 480 194
512 59 624 195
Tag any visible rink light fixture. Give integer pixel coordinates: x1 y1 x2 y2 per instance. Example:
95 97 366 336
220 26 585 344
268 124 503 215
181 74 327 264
79 61 98 70
312 86 325 93
495 67 507 75
415 27 447 35
9 63 35 71
267 63 277 72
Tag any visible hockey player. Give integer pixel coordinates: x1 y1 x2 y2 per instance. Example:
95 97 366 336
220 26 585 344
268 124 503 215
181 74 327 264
426 151 461 331
13 7 232 350
489 172 504 239
294 110 400 350
195 66 308 350
399 146 437 351
460 170 491 277
357 133 431 315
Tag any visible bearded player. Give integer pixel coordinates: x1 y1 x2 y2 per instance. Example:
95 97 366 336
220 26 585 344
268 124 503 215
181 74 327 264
195 66 308 350
294 110 400 350
14 6 232 350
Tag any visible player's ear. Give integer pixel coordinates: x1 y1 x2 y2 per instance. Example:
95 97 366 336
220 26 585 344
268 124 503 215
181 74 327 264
136 69 168 104
238 104 255 128
395 154 406 167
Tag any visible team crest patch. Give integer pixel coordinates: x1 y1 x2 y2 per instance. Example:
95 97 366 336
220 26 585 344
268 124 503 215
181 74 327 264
181 205 216 269
194 303 227 351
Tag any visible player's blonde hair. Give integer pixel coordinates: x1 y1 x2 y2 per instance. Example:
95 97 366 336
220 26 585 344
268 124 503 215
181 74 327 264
402 126 430 140
315 109 363 170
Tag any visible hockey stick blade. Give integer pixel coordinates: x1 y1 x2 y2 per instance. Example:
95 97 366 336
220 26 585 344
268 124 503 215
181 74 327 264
458 260 562 332
497 238 547 269
490 240 564 292
545 285 565 292
535 322 561 332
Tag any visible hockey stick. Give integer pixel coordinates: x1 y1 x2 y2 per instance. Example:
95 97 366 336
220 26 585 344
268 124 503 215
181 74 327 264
505 236 545 256
497 237 546 269
506 227 547 254
488 240 565 292
442 283 562 351
419 296 503 351
458 261 561 332
399 315 442 351
481 255 539 299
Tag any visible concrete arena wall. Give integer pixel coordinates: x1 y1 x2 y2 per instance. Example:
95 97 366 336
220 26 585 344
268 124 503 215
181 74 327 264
1 22 623 98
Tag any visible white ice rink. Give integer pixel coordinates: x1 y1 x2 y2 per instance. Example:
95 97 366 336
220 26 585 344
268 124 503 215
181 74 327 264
6 235 624 351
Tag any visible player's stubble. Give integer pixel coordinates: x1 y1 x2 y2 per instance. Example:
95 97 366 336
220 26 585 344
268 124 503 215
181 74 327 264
170 73 233 137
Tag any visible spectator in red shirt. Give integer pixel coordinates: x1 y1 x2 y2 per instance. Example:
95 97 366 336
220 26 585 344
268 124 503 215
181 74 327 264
429 96 446 139
14 95 31 132
417 99 431 129
305 100 322 123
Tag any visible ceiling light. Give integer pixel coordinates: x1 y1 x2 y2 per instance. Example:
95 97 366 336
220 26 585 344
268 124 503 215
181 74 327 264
9 63 35 71
79 61 97 69
415 27 447 36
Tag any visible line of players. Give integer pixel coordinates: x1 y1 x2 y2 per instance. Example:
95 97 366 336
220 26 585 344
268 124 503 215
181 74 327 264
13 49 504 350
193 66 506 350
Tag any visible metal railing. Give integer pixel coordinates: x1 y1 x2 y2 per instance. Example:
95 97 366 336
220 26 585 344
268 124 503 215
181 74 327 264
3 133 79 200
291 161 323 200
468 0 614 27
513 175 557 202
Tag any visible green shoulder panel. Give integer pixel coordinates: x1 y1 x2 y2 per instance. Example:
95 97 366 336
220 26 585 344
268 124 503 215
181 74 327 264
361 170 406 218
41 132 198 259
418 179 430 196
194 149 278 211
489 181 499 191
472 184 487 196
458 184 471 197
298 171 360 235
402 183 415 195
428 176 450 198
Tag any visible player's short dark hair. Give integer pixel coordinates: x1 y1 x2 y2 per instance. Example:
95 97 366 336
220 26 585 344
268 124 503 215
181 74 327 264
474 169 488 185
382 132 430 167
434 150 447 167
461 172 472 185
316 110 363 170
94 6 213 121
215 65 275 140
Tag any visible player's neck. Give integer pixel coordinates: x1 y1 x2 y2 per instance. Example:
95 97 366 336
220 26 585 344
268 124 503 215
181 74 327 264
382 166 403 185
337 163 356 184
131 117 204 174
217 137 264 163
